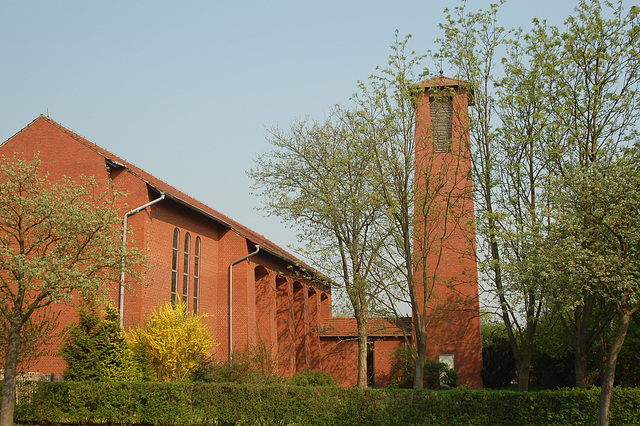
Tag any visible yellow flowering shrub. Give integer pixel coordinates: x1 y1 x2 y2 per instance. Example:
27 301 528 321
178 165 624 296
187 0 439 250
128 301 216 381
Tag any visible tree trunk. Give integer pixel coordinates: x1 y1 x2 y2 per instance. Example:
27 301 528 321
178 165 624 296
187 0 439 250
356 317 368 388
575 349 588 390
0 324 22 426
516 358 531 392
414 331 426 389
574 303 589 390
573 292 601 390
598 312 630 426
513 307 538 392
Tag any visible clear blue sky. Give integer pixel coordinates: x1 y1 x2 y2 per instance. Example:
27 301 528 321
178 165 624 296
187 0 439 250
0 0 619 259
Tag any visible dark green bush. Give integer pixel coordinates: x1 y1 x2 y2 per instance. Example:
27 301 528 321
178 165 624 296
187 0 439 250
389 346 458 389
481 330 516 388
388 345 414 387
15 382 640 425
441 365 458 389
194 342 285 385
289 370 338 386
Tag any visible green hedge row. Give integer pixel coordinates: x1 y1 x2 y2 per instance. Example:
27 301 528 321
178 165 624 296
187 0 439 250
11 382 640 425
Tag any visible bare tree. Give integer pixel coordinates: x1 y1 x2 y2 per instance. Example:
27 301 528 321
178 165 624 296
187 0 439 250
353 33 479 388
249 111 389 387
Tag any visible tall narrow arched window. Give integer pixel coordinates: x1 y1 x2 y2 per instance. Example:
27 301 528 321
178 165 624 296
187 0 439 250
183 233 191 305
171 228 179 304
193 237 201 314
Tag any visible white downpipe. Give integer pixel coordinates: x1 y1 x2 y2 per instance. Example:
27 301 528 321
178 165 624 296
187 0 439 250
228 244 260 364
119 193 166 331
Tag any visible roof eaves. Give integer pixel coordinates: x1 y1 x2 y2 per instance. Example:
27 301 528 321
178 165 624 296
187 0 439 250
147 186 233 229
250 243 331 292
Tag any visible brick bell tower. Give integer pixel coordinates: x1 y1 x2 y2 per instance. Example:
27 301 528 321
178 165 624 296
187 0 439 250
412 74 482 388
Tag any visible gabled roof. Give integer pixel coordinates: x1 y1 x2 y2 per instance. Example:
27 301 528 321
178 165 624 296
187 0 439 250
320 317 412 338
3 115 329 291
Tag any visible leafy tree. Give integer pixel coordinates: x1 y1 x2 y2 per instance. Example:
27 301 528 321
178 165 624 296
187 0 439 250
492 20 556 391
544 145 640 425
535 1 640 396
61 306 141 381
252 32 478 389
128 301 215 382
344 33 419 384
435 0 553 391
437 0 640 396
249 108 390 387
0 155 138 426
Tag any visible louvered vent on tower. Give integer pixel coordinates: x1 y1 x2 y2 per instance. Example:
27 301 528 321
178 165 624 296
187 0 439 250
430 96 453 153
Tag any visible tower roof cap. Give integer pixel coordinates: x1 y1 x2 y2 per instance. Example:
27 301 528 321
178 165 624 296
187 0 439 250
415 74 470 88
412 75 475 105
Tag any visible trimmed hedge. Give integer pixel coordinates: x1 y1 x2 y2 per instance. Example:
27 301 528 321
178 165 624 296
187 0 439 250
10 382 640 425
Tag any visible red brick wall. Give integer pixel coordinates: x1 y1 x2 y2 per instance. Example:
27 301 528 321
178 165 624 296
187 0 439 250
372 339 405 387
255 267 276 356
293 282 306 371
318 336 405 387
308 289 321 371
320 338 359 387
276 277 295 377
141 199 226 354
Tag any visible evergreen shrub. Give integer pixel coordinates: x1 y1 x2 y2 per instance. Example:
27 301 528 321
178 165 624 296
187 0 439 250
61 306 141 381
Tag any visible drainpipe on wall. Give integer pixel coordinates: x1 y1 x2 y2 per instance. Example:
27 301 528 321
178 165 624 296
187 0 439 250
228 244 260 364
120 193 166 331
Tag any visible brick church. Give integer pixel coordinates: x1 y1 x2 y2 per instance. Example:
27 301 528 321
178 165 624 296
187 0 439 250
0 76 481 387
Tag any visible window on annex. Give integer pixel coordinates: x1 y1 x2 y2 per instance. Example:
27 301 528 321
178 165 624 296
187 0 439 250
439 353 454 370
193 237 201 314
183 233 191 305
171 228 179 304
430 96 453 153
439 353 455 387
